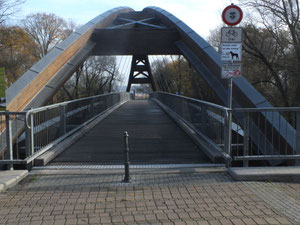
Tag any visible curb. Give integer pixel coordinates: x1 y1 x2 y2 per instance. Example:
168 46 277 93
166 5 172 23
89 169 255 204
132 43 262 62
0 170 28 192
228 166 300 181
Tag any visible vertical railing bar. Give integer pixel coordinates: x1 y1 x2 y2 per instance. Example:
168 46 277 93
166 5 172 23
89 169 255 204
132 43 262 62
5 112 13 170
285 112 288 156
257 113 260 157
271 111 274 155
36 112 39 152
278 114 281 154
30 113 34 156
221 111 224 151
15 116 18 160
296 111 300 166
225 110 232 167
264 111 267 156
220 110 223 148
42 111 44 149
40 112 42 150
243 112 249 167
25 119 30 158
35 112 37 152
45 110 47 147
250 113 253 156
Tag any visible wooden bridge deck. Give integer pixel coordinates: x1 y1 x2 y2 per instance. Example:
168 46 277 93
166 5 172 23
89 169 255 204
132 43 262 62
50 100 210 165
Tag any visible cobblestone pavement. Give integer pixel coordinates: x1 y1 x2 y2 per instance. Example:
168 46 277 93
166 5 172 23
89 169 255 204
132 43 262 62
0 169 299 225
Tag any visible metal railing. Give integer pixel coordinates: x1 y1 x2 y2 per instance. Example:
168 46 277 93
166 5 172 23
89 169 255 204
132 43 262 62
230 108 300 166
0 92 132 169
151 92 232 163
151 92 300 167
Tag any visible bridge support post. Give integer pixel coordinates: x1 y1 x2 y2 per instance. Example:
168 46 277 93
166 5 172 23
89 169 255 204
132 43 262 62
123 131 131 183
126 55 156 92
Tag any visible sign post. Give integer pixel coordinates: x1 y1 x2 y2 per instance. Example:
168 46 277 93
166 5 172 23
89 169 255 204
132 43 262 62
221 4 243 166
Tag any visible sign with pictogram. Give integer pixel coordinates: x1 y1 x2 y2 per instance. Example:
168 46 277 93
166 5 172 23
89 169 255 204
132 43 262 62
222 4 243 26
221 63 242 79
221 27 242 43
221 43 242 62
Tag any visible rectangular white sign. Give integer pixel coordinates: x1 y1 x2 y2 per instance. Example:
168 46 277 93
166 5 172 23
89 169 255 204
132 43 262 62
221 43 242 62
221 62 242 79
221 27 243 43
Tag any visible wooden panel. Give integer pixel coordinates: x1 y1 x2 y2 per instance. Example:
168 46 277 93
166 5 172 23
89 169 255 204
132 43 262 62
7 30 93 112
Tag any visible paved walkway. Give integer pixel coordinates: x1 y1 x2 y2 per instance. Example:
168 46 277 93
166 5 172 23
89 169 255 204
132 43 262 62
0 168 299 225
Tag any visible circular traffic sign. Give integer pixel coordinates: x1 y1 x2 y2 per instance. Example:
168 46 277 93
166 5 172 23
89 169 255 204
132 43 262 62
222 4 243 26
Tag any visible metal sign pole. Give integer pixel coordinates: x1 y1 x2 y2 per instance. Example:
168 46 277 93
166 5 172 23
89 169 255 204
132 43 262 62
226 76 233 166
227 77 232 109
221 4 243 166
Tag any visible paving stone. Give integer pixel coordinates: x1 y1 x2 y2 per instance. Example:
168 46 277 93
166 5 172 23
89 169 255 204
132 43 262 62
1 165 299 225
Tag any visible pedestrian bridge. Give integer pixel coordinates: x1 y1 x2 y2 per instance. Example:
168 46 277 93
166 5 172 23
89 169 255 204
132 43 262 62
0 6 299 170
0 91 299 170
48 99 210 166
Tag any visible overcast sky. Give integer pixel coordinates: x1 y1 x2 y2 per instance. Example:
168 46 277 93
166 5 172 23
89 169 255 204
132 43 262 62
17 0 236 39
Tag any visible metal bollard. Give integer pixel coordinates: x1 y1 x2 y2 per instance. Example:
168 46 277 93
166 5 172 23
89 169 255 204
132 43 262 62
123 131 131 183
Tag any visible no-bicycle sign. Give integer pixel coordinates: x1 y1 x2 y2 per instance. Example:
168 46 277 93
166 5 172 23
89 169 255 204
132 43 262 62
222 4 243 26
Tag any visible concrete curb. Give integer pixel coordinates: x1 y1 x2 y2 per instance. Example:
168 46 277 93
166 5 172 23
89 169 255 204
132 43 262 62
34 100 130 166
228 166 300 181
0 170 28 192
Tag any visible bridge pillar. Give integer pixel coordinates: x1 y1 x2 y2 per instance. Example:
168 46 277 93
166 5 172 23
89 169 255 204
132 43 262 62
126 55 156 92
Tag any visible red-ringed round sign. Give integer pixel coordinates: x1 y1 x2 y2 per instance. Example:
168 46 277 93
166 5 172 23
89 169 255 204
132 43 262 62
222 4 243 26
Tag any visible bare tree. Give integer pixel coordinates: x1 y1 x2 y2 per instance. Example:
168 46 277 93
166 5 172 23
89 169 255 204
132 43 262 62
0 0 25 25
239 0 300 106
207 25 222 52
53 56 120 102
21 12 71 58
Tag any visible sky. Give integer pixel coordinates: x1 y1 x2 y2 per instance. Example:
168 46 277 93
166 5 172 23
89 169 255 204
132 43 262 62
16 0 237 39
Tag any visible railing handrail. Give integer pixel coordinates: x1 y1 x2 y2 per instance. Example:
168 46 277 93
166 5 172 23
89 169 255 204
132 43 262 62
153 91 230 112
24 92 124 129
0 111 26 115
154 91 300 112
25 92 121 114
232 107 300 112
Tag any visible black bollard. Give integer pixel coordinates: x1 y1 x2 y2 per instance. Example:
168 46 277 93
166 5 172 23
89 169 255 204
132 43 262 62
123 131 131 183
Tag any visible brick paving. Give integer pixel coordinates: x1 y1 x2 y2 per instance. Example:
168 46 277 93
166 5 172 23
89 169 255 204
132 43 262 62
0 169 299 225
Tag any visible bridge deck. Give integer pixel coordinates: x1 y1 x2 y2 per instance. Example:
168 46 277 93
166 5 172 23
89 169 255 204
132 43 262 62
50 99 210 165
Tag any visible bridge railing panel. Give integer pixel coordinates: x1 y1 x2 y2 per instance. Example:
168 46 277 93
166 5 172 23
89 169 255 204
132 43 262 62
151 92 232 164
0 112 27 169
151 92 300 167
231 108 300 166
0 92 133 169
